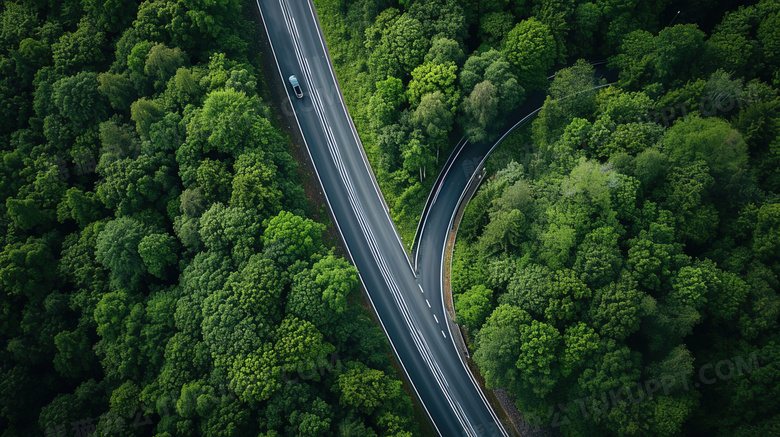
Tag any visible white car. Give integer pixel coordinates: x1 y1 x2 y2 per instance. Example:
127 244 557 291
288 75 304 99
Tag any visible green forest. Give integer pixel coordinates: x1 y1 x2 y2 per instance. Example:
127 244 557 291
315 0 780 435
3 0 780 435
0 0 421 436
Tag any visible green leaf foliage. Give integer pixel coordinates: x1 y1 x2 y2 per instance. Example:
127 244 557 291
0 1 421 435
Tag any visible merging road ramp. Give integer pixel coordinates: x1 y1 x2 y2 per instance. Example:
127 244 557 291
255 0 510 436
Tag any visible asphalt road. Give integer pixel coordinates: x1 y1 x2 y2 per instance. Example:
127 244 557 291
255 0 510 436
413 65 617 270
412 67 616 437
413 94 546 274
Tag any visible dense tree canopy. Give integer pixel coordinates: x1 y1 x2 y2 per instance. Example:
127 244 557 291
0 0 419 436
442 3 780 433
314 0 700 241
6 0 780 435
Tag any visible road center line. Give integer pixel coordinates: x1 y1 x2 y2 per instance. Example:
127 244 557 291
275 2 487 435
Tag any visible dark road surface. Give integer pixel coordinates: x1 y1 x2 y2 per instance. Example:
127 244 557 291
255 0 510 435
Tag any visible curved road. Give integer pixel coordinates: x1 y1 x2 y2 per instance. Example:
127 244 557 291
413 64 617 267
255 0 509 436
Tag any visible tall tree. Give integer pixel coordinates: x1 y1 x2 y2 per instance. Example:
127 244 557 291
503 18 556 91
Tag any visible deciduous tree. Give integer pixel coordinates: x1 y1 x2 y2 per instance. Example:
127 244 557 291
503 18 556 91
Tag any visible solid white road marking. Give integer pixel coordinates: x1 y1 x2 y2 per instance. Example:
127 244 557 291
274 3 487 434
